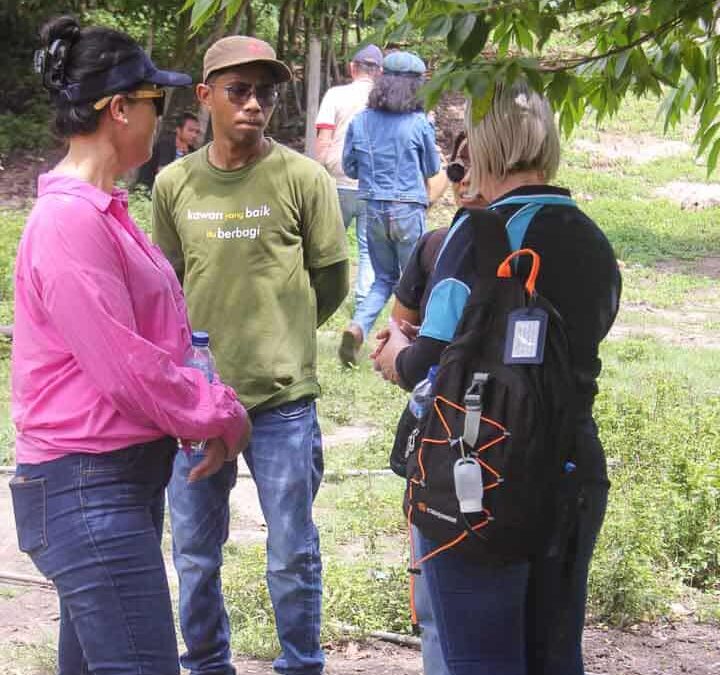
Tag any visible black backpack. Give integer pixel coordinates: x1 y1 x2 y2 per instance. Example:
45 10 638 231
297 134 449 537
403 208 579 566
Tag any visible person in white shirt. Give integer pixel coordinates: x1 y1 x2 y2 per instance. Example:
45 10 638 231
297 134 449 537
315 44 383 313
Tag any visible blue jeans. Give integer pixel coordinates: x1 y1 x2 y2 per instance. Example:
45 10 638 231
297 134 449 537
412 526 450 675
168 450 238 675
169 399 324 675
417 463 609 674
337 187 373 310
418 533 530 675
245 399 324 675
11 439 178 675
351 199 426 339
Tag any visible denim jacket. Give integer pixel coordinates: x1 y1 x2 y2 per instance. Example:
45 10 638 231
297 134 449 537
342 109 441 206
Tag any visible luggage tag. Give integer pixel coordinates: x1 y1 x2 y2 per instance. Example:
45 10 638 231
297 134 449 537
503 306 548 365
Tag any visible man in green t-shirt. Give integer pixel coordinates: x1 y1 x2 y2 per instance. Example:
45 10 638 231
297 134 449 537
153 36 348 675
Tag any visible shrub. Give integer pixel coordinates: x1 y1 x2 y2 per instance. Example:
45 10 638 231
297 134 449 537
0 103 52 157
590 373 720 623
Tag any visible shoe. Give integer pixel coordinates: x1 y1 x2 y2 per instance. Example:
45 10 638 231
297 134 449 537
339 325 363 367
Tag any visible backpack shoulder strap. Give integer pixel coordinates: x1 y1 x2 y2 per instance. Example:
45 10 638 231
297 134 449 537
466 208 512 278
489 194 577 253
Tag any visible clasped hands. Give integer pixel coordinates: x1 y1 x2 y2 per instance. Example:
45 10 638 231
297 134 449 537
369 319 418 383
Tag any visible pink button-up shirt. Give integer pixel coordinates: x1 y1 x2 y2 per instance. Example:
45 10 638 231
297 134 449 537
12 174 248 464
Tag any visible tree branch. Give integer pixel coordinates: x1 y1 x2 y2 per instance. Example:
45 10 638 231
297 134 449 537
543 14 683 72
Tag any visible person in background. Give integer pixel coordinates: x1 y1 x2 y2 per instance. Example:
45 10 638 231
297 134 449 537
153 35 348 675
339 51 441 367
380 131 486 336
11 16 250 675
137 111 201 188
373 83 621 675
315 44 383 313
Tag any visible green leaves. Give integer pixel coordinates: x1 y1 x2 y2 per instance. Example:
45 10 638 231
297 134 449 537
177 0 720 174
447 14 477 54
189 0 220 30
424 15 452 39
457 15 491 61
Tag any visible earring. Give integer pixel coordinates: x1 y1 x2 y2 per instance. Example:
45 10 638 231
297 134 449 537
122 118 129 125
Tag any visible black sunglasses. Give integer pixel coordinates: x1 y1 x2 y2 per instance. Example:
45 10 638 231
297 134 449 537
446 161 466 184
212 82 278 109
446 135 469 183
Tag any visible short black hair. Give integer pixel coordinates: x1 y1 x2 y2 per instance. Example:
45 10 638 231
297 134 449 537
367 74 424 113
177 112 199 128
40 15 140 137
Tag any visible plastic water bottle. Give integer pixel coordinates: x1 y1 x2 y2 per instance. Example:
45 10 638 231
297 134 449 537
184 330 216 452
408 365 439 420
454 457 485 513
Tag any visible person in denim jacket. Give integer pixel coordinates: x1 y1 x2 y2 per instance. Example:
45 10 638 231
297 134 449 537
339 51 441 366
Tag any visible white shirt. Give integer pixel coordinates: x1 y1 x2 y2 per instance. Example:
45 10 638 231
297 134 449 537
316 78 374 188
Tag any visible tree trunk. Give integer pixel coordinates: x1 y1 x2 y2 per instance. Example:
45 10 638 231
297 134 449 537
245 1 256 36
276 0 290 59
331 48 340 84
145 8 155 58
231 2 247 34
292 79 304 116
324 10 337 90
304 27 322 157
273 0 291 131
340 2 349 73
288 0 303 58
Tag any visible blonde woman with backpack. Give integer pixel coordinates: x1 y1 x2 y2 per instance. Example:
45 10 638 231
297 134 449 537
373 82 621 675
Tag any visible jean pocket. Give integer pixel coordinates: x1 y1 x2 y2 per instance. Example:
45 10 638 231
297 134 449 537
82 445 147 476
10 477 48 554
273 398 312 421
387 204 425 243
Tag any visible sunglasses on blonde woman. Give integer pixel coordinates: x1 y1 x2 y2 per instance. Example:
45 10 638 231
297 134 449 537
446 135 469 183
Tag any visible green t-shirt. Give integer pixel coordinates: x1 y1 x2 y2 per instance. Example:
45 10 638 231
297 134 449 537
152 140 347 411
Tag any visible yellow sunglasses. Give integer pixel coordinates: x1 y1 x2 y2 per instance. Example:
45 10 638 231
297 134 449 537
93 88 166 117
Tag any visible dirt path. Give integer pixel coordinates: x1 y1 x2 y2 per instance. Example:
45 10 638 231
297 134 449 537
0 472 718 674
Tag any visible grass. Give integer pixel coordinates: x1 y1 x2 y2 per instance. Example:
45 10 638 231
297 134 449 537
0 640 56 675
0 93 718 661
315 474 406 553
574 92 698 143
620 265 716 309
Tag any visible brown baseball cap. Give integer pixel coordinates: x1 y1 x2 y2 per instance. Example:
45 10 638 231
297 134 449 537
203 36 293 83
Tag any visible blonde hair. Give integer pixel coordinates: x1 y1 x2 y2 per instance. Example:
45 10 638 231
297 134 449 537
465 81 560 195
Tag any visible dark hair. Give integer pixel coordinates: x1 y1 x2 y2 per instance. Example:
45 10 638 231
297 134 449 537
178 112 199 128
40 15 140 137
367 74 424 113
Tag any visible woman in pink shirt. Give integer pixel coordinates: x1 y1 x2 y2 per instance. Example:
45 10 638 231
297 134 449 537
10 16 250 675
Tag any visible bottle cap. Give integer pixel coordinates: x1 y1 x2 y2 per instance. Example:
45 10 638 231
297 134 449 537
428 365 439 381
191 330 210 347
